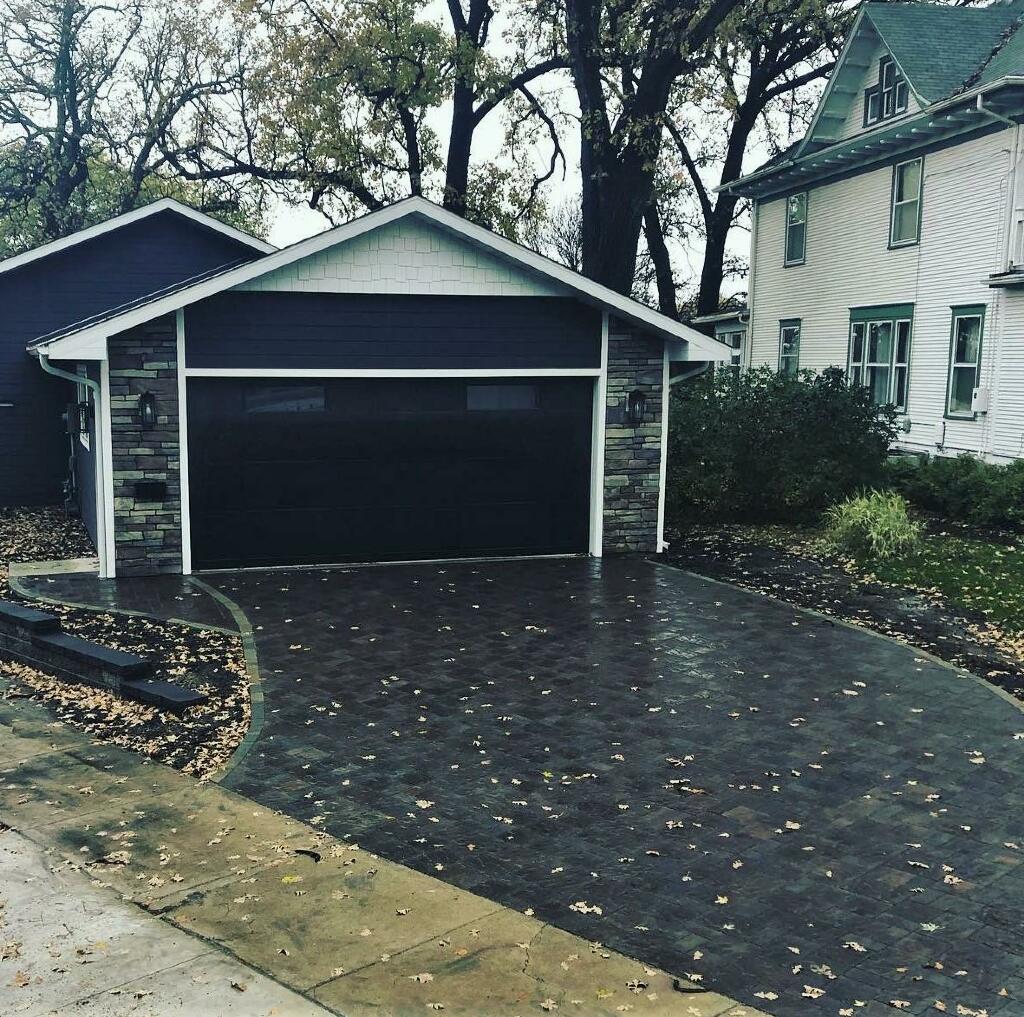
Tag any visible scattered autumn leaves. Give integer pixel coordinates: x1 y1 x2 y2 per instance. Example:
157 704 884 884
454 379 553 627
0 508 250 780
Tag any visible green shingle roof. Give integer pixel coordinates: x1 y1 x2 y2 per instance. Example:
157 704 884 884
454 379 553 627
865 1 1024 102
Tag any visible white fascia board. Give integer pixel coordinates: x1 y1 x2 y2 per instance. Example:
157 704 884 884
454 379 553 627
32 197 734 360
30 334 109 360
797 8 869 158
0 198 273 280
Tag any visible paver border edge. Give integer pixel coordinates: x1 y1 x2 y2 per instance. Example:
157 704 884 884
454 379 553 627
6 571 238 637
185 576 267 782
651 558 1024 717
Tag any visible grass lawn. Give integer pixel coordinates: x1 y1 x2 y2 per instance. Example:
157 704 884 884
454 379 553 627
862 532 1024 634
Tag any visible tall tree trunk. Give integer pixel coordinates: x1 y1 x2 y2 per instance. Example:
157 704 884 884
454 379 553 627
695 193 738 316
644 202 677 317
444 84 475 213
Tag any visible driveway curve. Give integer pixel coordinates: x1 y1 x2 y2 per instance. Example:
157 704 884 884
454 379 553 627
34 556 1024 1015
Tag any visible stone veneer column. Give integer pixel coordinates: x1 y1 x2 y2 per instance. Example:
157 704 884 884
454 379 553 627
602 322 664 553
108 314 183 576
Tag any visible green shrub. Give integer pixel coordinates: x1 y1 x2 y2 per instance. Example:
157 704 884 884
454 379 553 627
883 454 1024 531
667 366 897 523
825 491 922 560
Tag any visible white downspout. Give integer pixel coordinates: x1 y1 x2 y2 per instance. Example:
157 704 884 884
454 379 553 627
744 200 759 369
36 353 108 577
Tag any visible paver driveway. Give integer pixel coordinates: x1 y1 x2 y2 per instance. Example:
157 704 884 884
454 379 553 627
18 557 1024 1015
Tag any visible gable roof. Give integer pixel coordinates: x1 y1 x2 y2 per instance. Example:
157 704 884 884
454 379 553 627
866 1 1022 104
30 196 732 361
0 197 274 278
727 0 1024 198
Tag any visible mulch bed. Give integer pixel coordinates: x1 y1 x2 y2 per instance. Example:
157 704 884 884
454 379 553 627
0 507 249 779
663 523 1024 705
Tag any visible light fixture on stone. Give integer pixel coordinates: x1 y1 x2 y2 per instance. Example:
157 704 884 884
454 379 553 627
139 391 157 430
626 389 648 426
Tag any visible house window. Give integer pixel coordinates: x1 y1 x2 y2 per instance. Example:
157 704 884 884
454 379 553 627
890 158 922 246
848 307 913 411
467 384 539 411
784 192 807 265
244 384 326 414
75 366 90 451
779 320 801 376
946 306 985 417
864 56 908 126
720 329 745 372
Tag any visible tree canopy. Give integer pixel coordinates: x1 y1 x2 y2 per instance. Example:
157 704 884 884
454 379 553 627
0 0 848 307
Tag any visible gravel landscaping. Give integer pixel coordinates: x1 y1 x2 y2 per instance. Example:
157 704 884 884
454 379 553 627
0 507 249 779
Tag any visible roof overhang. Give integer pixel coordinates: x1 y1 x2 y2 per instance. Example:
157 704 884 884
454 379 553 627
724 77 1024 201
0 197 274 280
29 197 733 362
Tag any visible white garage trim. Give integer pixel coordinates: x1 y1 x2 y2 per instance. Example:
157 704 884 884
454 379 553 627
176 309 193 576
182 362 605 567
99 357 116 579
185 367 602 378
589 312 610 557
656 343 670 552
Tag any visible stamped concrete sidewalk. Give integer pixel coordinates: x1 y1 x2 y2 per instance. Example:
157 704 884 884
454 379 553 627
0 689 764 1017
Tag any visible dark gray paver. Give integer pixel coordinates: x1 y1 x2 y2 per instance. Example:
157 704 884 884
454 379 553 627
22 556 1024 1015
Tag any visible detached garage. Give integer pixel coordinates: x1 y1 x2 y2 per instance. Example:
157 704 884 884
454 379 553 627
26 197 730 577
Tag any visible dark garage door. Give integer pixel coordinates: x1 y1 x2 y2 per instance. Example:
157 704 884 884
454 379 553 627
187 377 593 569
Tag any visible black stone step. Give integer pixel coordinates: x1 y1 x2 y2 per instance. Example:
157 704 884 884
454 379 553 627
122 679 208 714
0 599 61 633
30 631 152 678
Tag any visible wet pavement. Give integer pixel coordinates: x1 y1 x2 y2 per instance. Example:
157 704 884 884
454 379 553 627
15 556 1024 1016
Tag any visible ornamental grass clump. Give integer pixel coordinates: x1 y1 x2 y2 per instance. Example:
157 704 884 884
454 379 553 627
825 490 922 560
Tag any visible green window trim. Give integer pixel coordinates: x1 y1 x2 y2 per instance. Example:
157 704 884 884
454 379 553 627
847 305 914 412
864 56 909 127
849 303 915 322
945 304 986 420
784 192 807 266
779 318 801 376
890 157 923 248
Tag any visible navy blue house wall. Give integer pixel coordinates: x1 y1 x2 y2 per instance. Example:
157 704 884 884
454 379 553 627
0 210 263 508
184 293 602 369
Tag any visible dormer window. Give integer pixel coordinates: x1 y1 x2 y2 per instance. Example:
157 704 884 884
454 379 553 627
864 57 908 126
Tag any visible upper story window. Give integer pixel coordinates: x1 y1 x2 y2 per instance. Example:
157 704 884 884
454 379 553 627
890 158 923 247
864 57 908 127
784 193 807 265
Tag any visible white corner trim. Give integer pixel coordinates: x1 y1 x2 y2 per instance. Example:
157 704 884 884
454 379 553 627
32 198 733 362
589 312 609 557
184 367 601 379
656 343 670 552
176 310 192 576
0 198 273 280
99 357 116 579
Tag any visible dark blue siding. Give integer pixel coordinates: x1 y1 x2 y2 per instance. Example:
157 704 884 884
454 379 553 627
0 210 263 506
185 293 602 369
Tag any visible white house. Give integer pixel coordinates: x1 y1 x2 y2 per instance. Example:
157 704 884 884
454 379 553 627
724 0 1024 462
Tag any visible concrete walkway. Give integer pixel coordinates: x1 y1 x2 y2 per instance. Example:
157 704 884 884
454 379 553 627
1 829 327 1016
0 687 762 1017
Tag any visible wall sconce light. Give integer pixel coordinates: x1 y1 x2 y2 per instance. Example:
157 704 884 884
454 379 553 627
626 389 648 426
139 391 157 430
77 401 90 435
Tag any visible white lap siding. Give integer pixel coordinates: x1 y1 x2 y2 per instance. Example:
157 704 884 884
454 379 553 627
748 127 1022 461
